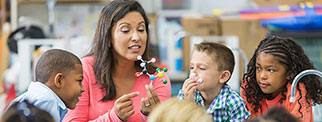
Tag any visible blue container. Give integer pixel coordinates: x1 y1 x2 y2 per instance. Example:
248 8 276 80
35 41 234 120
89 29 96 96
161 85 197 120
261 4 322 30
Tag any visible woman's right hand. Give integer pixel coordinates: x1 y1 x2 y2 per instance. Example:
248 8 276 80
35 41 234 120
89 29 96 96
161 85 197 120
182 78 198 101
114 92 140 121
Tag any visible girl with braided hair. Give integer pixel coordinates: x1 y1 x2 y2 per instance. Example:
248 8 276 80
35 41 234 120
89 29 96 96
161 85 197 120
241 36 322 122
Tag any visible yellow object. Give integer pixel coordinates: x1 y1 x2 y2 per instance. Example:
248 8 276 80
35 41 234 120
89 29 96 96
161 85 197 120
299 1 314 8
0 23 10 93
158 72 163 78
213 10 224 16
278 5 290 11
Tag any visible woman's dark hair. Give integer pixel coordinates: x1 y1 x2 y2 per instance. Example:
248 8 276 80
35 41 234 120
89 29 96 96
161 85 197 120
242 36 322 117
1 100 55 122
87 0 151 101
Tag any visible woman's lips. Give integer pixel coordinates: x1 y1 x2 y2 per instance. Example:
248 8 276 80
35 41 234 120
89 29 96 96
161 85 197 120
129 45 141 53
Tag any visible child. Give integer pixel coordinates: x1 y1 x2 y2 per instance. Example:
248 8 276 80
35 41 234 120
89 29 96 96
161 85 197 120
177 41 250 121
7 49 85 122
246 106 300 122
241 36 322 122
1 100 55 122
147 97 212 122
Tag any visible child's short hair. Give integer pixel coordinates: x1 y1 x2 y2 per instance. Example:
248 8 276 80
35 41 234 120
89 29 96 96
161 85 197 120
147 97 212 122
1 100 55 122
35 49 81 83
194 41 235 74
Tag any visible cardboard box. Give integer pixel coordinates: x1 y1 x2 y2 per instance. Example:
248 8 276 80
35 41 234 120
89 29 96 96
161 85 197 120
147 15 158 45
221 17 267 78
253 0 322 6
181 16 221 71
181 16 267 77
147 15 159 57
181 16 221 36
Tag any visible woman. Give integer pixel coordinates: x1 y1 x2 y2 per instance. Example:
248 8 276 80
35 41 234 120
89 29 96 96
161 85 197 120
63 0 171 121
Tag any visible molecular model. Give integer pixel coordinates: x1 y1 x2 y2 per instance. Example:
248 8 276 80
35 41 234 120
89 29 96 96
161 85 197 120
189 73 203 83
135 56 168 85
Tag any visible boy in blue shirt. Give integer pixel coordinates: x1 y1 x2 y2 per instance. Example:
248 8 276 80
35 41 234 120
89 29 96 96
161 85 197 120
8 49 85 122
177 42 250 121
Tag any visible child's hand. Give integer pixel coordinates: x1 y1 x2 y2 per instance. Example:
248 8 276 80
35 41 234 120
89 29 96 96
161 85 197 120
140 84 160 116
182 78 198 101
114 92 140 121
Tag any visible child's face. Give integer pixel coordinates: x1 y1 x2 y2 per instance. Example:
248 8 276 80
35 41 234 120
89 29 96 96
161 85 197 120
256 52 289 97
190 51 223 92
60 64 85 109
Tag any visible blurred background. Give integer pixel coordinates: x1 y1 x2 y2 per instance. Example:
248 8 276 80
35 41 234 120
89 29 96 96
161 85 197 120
0 0 322 120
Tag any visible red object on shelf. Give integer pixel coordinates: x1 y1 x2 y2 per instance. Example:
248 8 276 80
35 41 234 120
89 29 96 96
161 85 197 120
5 84 17 108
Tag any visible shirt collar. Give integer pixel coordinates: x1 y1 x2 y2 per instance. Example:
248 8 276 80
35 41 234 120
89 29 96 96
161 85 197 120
195 85 230 113
29 82 67 110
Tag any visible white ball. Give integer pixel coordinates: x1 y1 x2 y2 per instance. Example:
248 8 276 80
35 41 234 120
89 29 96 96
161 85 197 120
151 58 156 63
140 62 146 67
137 55 142 60
189 73 196 78
197 78 203 83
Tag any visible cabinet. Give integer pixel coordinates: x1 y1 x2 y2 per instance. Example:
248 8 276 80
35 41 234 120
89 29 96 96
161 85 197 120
10 0 111 37
1 0 7 34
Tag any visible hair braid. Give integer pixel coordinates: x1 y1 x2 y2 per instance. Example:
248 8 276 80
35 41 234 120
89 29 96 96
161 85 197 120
242 36 322 116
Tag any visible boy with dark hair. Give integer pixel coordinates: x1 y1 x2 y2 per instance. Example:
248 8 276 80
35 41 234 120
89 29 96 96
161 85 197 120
1 100 55 122
8 49 85 122
246 106 300 122
177 41 250 121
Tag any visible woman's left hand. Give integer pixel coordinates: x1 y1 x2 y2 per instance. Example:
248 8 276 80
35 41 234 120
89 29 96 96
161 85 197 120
140 84 160 116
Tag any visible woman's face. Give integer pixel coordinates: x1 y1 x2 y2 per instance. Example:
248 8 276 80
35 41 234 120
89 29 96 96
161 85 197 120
111 11 147 62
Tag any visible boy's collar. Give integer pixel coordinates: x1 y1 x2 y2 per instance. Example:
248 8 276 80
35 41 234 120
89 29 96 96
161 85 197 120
196 85 229 111
31 82 67 110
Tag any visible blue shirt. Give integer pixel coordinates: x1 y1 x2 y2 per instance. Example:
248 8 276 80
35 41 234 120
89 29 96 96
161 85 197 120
9 82 67 122
177 85 250 122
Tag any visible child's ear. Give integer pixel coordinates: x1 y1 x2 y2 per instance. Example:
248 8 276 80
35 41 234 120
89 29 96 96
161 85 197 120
219 70 231 84
54 73 64 88
286 72 291 81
